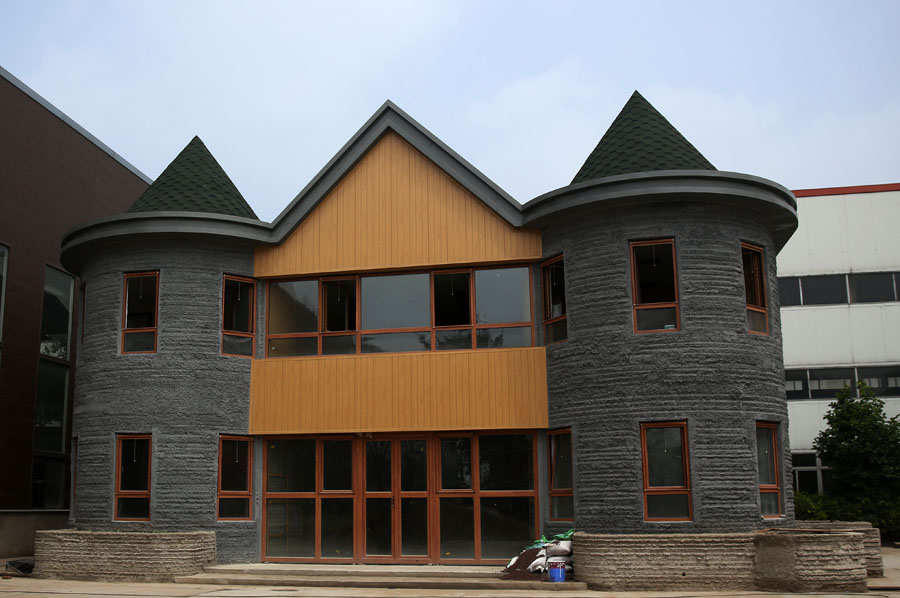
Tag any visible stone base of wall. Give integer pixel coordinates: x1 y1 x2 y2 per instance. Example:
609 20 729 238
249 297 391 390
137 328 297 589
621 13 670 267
574 529 869 592
795 520 883 576
34 529 215 581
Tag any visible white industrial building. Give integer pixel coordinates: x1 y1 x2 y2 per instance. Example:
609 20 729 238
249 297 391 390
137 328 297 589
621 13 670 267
778 183 900 494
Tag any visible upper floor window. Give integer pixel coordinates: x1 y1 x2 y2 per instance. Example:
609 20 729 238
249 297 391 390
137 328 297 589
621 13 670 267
640 421 691 521
40 266 74 360
266 266 533 357
122 272 158 354
115 434 151 521
756 422 782 517
222 276 255 357
741 243 768 334
779 272 899 307
541 257 567 343
548 429 573 520
630 239 679 332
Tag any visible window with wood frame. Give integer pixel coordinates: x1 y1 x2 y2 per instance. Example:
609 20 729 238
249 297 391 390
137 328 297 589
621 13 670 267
542 257 567 343
222 276 255 357
122 272 158 353
266 266 533 357
548 429 573 520
630 240 679 332
756 422 781 517
115 434 151 521
218 436 252 520
741 243 768 334
640 421 691 521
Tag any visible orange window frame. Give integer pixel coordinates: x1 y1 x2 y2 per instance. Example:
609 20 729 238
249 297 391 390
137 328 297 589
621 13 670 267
218 435 253 520
541 256 567 344
265 265 535 357
222 275 256 357
547 428 573 521
741 243 769 335
757 422 781 517
114 434 151 521
630 239 680 333
640 421 692 521
121 271 159 354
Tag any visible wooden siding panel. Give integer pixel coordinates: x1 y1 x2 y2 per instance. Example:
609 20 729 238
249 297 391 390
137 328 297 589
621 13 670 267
255 132 541 277
248 347 548 434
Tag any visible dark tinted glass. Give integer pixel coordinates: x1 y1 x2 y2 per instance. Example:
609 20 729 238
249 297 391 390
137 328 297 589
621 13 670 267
778 277 801 306
223 278 254 333
543 261 566 319
785 369 809 399
635 307 677 332
434 272 470 326
475 268 530 324
742 247 766 308
632 242 676 304
858 365 900 397
119 438 150 491
646 493 689 518
401 440 427 491
323 440 352 490
223 334 253 356
479 434 533 490
435 329 472 350
125 274 157 329
366 441 392 492
551 433 573 489
808 368 855 399
267 439 315 492
795 471 818 494
645 426 685 487
361 274 429 329
0 245 6 339
756 426 777 485
123 331 155 352
480 497 534 559
40 267 73 359
475 326 531 348
791 453 817 467
361 332 430 353
322 334 356 355
545 319 567 343
849 272 895 303
440 498 474 559
324 279 356 331
552 495 574 520
760 491 780 515
218 497 250 518
321 499 354 558
268 280 318 333
33 360 68 453
117 497 150 519
268 336 317 357
801 275 847 305
441 437 472 489
365 498 391 555
265 498 314 557
30 456 64 508
401 498 428 555
747 309 767 334
220 439 250 492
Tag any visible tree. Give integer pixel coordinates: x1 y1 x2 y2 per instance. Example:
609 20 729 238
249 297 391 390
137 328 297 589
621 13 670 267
812 382 900 539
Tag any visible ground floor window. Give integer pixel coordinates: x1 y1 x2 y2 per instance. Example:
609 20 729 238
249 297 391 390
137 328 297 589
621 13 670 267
547 429 573 520
115 434 151 521
262 431 537 564
219 436 252 519
640 421 691 521
756 422 782 517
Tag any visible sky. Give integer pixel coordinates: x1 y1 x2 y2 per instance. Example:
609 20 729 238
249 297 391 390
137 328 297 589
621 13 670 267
2 0 899 222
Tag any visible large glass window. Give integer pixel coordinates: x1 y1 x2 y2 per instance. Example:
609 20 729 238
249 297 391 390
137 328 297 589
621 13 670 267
809 368 855 399
857 365 900 397
219 436 252 519
640 422 691 520
542 258 567 343
778 277 801 306
800 275 847 305
741 244 768 334
785 369 810 400
849 272 896 303
631 240 679 332
116 435 151 520
40 266 74 359
122 272 158 353
222 276 255 357
756 423 781 517
0 244 9 342
266 266 533 357
548 429 573 520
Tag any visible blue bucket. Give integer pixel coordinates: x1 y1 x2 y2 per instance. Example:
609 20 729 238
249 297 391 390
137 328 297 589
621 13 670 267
548 561 566 582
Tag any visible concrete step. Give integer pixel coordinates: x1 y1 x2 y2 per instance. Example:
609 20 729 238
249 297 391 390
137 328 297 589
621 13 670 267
203 563 500 578
174 570 587 591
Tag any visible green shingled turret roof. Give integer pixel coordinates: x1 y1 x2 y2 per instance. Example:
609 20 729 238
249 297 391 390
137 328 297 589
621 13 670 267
128 136 257 219
572 91 715 184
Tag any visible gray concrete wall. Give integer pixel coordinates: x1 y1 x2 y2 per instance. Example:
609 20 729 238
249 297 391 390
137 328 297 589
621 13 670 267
71 237 258 563
540 198 793 534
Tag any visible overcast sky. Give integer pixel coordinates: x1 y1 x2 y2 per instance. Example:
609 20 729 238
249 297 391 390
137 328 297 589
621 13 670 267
2 0 899 222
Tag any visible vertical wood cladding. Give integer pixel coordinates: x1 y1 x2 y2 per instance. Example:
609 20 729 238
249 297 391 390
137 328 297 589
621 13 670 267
540 199 793 534
254 131 542 277
249 347 548 434
72 238 257 563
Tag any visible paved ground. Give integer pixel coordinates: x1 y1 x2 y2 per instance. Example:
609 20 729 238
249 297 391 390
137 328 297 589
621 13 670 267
1 547 898 598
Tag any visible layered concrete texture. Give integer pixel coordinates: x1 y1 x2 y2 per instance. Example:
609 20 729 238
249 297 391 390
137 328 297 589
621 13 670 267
753 529 867 592
541 199 792 533
34 529 215 581
71 238 258 563
795 520 883 576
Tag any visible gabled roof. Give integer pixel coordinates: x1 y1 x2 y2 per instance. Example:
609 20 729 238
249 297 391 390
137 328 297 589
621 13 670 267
269 100 523 239
572 91 715 183
128 136 258 219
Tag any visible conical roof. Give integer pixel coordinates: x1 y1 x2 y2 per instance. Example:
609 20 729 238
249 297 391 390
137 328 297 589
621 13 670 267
572 91 715 184
128 136 257 219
